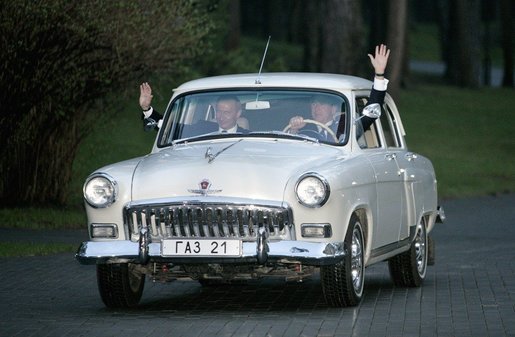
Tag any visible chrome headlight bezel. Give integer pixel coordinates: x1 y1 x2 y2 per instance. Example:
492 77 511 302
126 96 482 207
295 172 330 208
83 173 118 208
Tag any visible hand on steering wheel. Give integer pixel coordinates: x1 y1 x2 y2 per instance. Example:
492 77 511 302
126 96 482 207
283 119 337 142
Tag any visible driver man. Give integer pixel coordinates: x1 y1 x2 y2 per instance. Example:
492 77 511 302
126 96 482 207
288 44 390 139
288 95 343 141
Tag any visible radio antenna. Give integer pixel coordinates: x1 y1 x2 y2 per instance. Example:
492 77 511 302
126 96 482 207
255 36 271 84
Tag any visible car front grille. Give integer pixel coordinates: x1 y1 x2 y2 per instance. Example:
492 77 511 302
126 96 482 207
124 198 294 241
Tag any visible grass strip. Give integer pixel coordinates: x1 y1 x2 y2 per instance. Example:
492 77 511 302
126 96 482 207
0 207 86 230
0 242 76 257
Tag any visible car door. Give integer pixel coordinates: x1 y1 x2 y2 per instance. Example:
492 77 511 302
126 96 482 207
376 99 411 241
355 96 404 249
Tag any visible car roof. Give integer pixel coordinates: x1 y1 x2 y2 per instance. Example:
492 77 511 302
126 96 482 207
174 72 373 93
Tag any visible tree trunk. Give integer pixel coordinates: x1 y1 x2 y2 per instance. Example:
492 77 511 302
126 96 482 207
367 0 388 51
385 0 408 101
500 0 514 87
436 0 451 68
445 0 482 87
288 0 304 44
302 1 322 72
225 0 241 51
320 0 366 76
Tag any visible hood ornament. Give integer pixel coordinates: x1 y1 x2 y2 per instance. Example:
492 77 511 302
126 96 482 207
205 147 215 162
188 179 222 196
204 139 243 163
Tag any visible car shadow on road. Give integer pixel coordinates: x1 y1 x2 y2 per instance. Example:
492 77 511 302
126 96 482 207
108 265 402 314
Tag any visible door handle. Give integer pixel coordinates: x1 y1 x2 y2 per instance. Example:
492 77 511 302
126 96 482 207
385 153 396 161
405 152 418 161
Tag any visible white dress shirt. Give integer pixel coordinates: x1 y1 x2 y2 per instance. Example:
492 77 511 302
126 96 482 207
143 107 154 118
373 77 389 91
220 125 238 133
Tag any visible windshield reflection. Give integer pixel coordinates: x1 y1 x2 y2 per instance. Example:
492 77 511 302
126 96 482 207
158 90 349 147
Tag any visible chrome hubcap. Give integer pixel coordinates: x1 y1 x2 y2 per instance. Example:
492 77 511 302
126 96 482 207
414 221 427 275
351 225 364 293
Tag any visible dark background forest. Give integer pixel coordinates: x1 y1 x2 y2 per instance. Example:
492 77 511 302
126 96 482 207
0 0 513 208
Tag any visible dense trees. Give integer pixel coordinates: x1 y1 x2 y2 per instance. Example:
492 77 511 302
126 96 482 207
0 1 216 205
240 0 511 89
1 0 511 206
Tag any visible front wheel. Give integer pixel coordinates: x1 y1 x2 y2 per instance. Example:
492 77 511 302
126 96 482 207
321 214 365 307
388 217 428 287
97 263 145 308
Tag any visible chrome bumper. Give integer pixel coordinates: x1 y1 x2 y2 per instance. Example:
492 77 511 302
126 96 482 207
75 238 346 266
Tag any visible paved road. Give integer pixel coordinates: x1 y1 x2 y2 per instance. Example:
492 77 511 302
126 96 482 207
1 193 514 337
409 60 510 87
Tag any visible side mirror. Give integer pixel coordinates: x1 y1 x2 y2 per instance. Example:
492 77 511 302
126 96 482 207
144 118 162 132
355 103 381 123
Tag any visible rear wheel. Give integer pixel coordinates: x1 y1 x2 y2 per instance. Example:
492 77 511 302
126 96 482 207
388 217 428 287
97 263 145 308
321 214 365 307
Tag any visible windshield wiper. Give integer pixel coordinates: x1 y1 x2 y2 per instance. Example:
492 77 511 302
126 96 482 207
247 131 319 142
172 131 243 145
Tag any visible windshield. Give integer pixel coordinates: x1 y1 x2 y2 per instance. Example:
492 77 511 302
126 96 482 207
158 90 349 147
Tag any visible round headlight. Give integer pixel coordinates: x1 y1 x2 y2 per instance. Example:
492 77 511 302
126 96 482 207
83 174 117 208
295 173 330 207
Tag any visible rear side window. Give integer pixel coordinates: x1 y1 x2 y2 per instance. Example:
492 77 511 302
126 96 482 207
379 105 402 148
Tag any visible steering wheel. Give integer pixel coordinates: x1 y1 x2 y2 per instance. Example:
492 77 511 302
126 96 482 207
283 119 337 142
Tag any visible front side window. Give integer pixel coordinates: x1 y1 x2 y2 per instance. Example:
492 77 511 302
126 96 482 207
158 90 350 147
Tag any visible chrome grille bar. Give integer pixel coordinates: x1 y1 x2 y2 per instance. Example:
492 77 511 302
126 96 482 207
125 198 294 241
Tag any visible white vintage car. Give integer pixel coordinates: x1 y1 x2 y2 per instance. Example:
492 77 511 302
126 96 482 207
76 73 444 308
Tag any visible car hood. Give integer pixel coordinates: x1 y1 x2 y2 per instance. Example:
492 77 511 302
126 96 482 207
131 139 344 202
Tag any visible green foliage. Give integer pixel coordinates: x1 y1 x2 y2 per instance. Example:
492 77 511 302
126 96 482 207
199 37 304 75
409 24 442 62
0 0 218 206
399 80 515 199
68 91 158 206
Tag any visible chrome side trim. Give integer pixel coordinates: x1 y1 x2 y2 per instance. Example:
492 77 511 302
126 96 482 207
75 239 346 266
367 237 410 265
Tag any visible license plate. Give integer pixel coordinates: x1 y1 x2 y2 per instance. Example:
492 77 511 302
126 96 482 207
162 239 242 257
